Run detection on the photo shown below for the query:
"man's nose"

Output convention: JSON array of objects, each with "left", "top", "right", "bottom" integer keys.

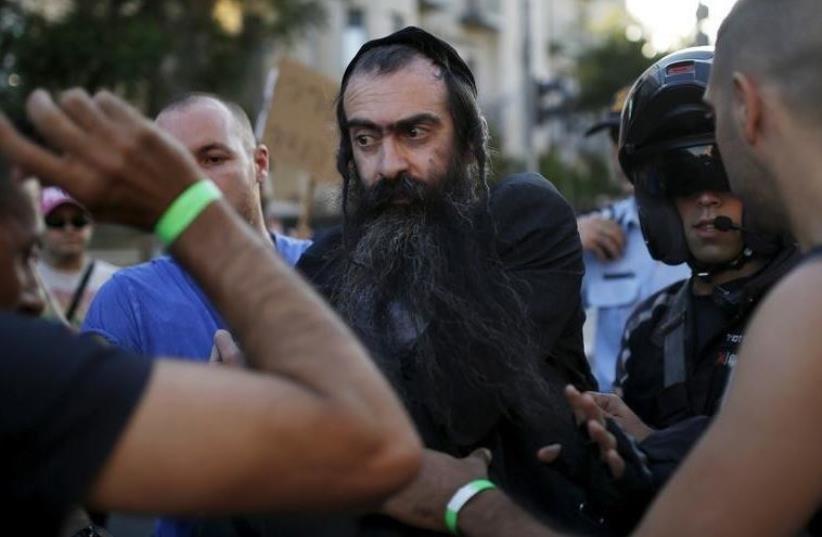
[
  {"left": 697, "top": 190, "right": 721, "bottom": 207},
  {"left": 377, "top": 137, "right": 409, "bottom": 181}
]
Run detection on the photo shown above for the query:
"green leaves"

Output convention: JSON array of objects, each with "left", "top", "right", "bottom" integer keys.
[{"left": 0, "top": 0, "right": 325, "bottom": 124}]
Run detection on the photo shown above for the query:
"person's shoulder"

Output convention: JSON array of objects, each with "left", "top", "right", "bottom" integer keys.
[
  {"left": 0, "top": 312, "right": 137, "bottom": 369},
  {"left": 93, "top": 258, "right": 120, "bottom": 277},
  {"left": 273, "top": 233, "right": 313, "bottom": 266},
  {"left": 758, "top": 258, "right": 822, "bottom": 315},
  {"left": 490, "top": 172, "right": 568, "bottom": 209},
  {"left": 0, "top": 311, "right": 65, "bottom": 340},
  {"left": 295, "top": 225, "right": 344, "bottom": 286},
  {"left": 87, "top": 256, "right": 182, "bottom": 313},
  {"left": 624, "top": 279, "right": 687, "bottom": 335},
  {"left": 107, "top": 256, "right": 180, "bottom": 285},
  {"left": 637, "top": 278, "right": 685, "bottom": 314},
  {"left": 298, "top": 226, "right": 343, "bottom": 261},
  {"left": 490, "top": 173, "right": 575, "bottom": 235},
  {"left": 274, "top": 232, "right": 312, "bottom": 250}
]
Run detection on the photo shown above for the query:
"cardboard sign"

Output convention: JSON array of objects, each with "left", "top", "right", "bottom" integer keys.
[{"left": 260, "top": 58, "right": 340, "bottom": 184}]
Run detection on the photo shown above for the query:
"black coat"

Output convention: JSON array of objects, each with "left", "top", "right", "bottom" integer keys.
[{"left": 195, "top": 174, "right": 604, "bottom": 536}]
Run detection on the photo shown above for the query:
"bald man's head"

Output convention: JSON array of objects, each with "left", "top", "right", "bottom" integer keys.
[
  {"left": 154, "top": 93, "right": 270, "bottom": 233},
  {"left": 157, "top": 93, "right": 257, "bottom": 152},
  {"left": 714, "top": 0, "right": 822, "bottom": 127}
]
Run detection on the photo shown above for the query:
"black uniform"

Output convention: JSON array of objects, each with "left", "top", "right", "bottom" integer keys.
[{"left": 616, "top": 245, "right": 799, "bottom": 429}]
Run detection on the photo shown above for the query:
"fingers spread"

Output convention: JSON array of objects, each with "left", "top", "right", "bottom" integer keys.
[
  {"left": 565, "top": 385, "right": 605, "bottom": 425},
  {"left": 564, "top": 385, "right": 586, "bottom": 423},
  {"left": 0, "top": 112, "right": 87, "bottom": 193},
  {"left": 590, "top": 392, "right": 621, "bottom": 417},
  {"left": 588, "top": 420, "right": 617, "bottom": 457},
  {"left": 59, "top": 89, "right": 118, "bottom": 140},
  {"left": 94, "top": 90, "right": 145, "bottom": 127},
  {"left": 26, "top": 89, "right": 93, "bottom": 157},
  {"left": 604, "top": 450, "right": 626, "bottom": 479}
]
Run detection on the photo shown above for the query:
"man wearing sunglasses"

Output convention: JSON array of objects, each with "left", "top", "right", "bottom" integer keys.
[{"left": 37, "top": 187, "right": 118, "bottom": 327}]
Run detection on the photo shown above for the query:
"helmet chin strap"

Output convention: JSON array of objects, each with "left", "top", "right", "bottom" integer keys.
[{"left": 692, "top": 246, "right": 755, "bottom": 283}]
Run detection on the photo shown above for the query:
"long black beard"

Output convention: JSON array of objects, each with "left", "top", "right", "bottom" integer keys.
[{"left": 331, "top": 162, "right": 560, "bottom": 444}]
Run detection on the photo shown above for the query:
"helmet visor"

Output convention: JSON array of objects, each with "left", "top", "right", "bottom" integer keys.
[{"left": 631, "top": 143, "right": 730, "bottom": 199}]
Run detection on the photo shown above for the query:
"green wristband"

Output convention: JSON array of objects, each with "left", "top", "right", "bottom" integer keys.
[
  {"left": 155, "top": 180, "right": 222, "bottom": 246},
  {"left": 444, "top": 478, "right": 497, "bottom": 535}
]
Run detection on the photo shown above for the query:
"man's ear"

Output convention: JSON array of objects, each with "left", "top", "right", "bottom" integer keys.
[
  {"left": 253, "top": 144, "right": 270, "bottom": 185},
  {"left": 732, "top": 72, "right": 763, "bottom": 146}
]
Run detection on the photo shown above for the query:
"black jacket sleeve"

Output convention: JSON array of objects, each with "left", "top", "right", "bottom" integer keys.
[{"left": 490, "top": 173, "right": 596, "bottom": 390}]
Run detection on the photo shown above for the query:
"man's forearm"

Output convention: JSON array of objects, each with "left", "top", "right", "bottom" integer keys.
[
  {"left": 170, "top": 200, "right": 415, "bottom": 436},
  {"left": 459, "top": 490, "right": 564, "bottom": 537}
]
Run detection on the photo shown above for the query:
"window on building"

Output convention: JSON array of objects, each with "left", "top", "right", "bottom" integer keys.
[{"left": 343, "top": 7, "right": 367, "bottom": 67}]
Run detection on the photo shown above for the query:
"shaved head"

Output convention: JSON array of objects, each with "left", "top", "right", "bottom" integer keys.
[
  {"left": 715, "top": 0, "right": 822, "bottom": 126},
  {"left": 157, "top": 93, "right": 257, "bottom": 152}
]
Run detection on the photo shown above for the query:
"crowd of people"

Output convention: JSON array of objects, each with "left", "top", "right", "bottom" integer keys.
[{"left": 1, "top": 0, "right": 822, "bottom": 536}]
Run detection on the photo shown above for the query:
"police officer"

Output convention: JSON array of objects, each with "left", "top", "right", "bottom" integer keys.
[
  {"left": 614, "top": 47, "right": 799, "bottom": 430},
  {"left": 579, "top": 87, "right": 689, "bottom": 392},
  {"left": 538, "top": 47, "right": 803, "bottom": 534}
]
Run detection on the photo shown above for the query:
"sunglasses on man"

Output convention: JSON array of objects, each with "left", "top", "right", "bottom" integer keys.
[{"left": 44, "top": 214, "right": 91, "bottom": 230}]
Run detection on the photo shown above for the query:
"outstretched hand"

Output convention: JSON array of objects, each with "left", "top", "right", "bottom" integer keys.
[
  {"left": 538, "top": 386, "right": 627, "bottom": 479},
  {"left": 0, "top": 88, "right": 202, "bottom": 229},
  {"left": 588, "top": 391, "right": 654, "bottom": 441}
]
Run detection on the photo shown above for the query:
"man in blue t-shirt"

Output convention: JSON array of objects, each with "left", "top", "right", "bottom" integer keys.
[{"left": 83, "top": 93, "right": 311, "bottom": 537}]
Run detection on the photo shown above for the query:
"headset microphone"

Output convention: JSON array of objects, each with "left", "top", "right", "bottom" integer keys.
[
  {"left": 712, "top": 216, "right": 782, "bottom": 256},
  {"left": 712, "top": 216, "right": 743, "bottom": 232}
]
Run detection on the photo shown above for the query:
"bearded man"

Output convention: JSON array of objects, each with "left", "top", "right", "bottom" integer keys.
[{"left": 292, "top": 27, "right": 602, "bottom": 535}]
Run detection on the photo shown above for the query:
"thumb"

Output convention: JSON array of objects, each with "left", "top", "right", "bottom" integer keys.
[
  {"left": 467, "top": 447, "right": 493, "bottom": 470},
  {"left": 208, "top": 340, "right": 220, "bottom": 364},
  {"left": 536, "top": 444, "right": 562, "bottom": 464},
  {"left": 214, "top": 329, "right": 244, "bottom": 367}
]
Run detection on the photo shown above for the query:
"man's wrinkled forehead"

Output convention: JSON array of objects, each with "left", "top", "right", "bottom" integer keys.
[{"left": 343, "top": 56, "right": 447, "bottom": 120}]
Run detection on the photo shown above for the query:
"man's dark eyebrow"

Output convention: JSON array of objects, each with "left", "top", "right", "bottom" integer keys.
[
  {"left": 395, "top": 113, "right": 442, "bottom": 132},
  {"left": 344, "top": 118, "right": 381, "bottom": 131},
  {"left": 344, "top": 113, "right": 442, "bottom": 133}
]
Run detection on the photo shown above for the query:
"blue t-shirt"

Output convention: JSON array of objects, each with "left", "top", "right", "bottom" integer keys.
[{"left": 81, "top": 232, "right": 310, "bottom": 537}]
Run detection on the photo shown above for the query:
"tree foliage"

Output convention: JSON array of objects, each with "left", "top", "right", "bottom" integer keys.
[
  {"left": 574, "top": 30, "right": 665, "bottom": 111},
  {"left": 0, "top": 0, "right": 325, "bottom": 124}
]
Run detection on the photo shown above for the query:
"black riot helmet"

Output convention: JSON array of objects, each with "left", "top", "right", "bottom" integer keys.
[{"left": 618, "top": 47, "right": 732, "bottom": 266}]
